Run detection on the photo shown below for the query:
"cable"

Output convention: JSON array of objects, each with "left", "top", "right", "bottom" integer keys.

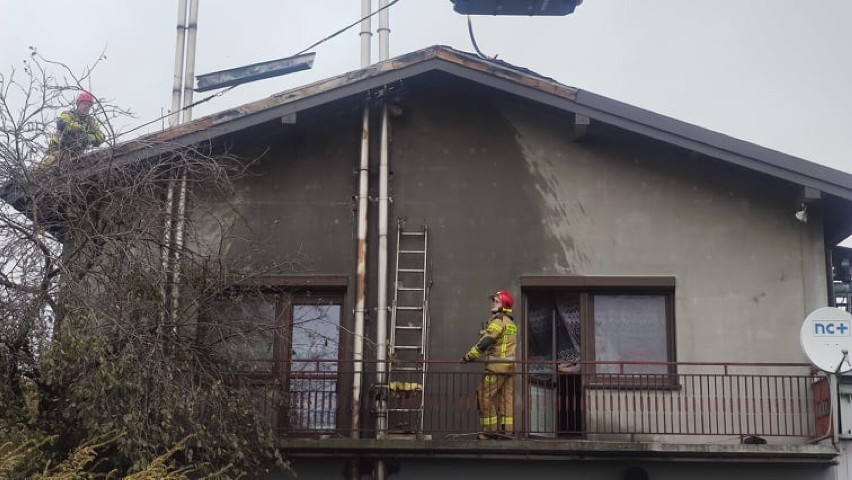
[
  {"left": 118, "top": 0, "right": 405, "bottom": 140},
  {"left": 467, "top": 15, "right": 495, "bottom": 60},
  {"left": 115, "top": 85, "right": 235, "bottom": 140},
  {"left": 294, "top": 0, "right": 403, "bottom": 57}
]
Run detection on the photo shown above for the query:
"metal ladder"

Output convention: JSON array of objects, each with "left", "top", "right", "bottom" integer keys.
[{"left": 387, "top": 220, "right": 430, "bottom": 435}]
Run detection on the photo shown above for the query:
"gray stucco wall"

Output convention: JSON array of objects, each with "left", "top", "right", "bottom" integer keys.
[
  {"left": 200, "top": 74, "right": 827, "bottom": 366},
  {"left": 387, "top": 76, "right": 826, "bottom": 365}
]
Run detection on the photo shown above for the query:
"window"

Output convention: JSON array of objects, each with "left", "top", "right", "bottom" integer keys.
[
  {"left": 522, "top": 276, "right": 676, "bottom": 376},
  {"left": 591, "top": 294, "right": 670, "bottom": 375},
  {"left": 203, "top": 283, "right": 345, "bottom": 434},
  {"left": 523, "top": 277, "right": 675, "bottom": 436},
  {"left": 289, "top": 302, "right": 341, "bottom": 431}
]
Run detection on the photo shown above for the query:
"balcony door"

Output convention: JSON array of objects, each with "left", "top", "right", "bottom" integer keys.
[
  {"left": 527, "top": 291, "right": 583, "bottom": 436},
  {"left": 523, "top": 276, "right": 676, "bottom": 437}
]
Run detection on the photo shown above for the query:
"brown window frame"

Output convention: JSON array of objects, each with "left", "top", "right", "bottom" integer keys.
[
  {"left": 521, "top": 275, "right": 677, "bottom": 389},
  {"left": 204, "top": 275, "right": 348, "bottom": 435}
]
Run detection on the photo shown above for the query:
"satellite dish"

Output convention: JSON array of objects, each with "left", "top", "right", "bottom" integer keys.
[{"left": 799, "top": 307, "right": 852, "bottom": 373}]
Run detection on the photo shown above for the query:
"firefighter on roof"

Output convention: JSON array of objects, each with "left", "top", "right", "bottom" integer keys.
[
  {"left": 41, "top": 91, "right": 105, "bottom": 168},
  {"left": 462, "top": 290, "right": 518, "bottom": 439}
]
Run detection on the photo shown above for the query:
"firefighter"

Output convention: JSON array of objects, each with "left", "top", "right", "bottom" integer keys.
[
  {"left": 462, "top": 290, "right": 518, "bottom": 439},
  {"left": 41, "top": 91, "right": 105, "bottom": 168}
]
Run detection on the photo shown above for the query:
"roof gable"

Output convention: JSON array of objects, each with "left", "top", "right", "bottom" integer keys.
[{"left": 114, "top": 45, "right": 852, "bottom": 204}]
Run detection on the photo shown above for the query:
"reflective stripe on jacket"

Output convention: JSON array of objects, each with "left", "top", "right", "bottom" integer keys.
[
  {"left": 49, "top": 110, "right": 105, "bottom": 155},
  {"left": 474, "top": 312, "right": 517, "bottom": 372}
]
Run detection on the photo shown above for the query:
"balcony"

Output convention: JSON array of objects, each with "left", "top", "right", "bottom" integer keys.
[{"left": 250, "top": 360, "right": 836, "bottom": 462}]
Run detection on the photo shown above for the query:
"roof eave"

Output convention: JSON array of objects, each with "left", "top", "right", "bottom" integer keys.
[{"left": 105, "top": 45, "right": 852, "bottom": 203}]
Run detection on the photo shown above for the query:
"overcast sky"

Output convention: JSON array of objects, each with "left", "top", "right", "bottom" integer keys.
[{"left": 2, "top": 1, "right": 851, "bottom": 174}]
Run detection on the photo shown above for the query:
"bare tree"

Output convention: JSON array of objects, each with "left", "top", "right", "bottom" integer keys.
[{"left": 0, "top": 52, "right": 293, "bottom": 478}]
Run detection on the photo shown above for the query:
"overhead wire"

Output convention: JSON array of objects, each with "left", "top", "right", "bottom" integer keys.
[
  {"left": 115, "top": 0, "right": 404, "bottom": 141},
  {"left": 467, "top": 15, "right": 496, "bottom": 60},
  {"left": 294, "top": 0, "right": 402, "bottom": 57},
  {"left": 115, "top": 85, "right": 235, "bottom": 140}
]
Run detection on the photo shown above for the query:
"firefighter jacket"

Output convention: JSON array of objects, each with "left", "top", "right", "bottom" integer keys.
[
  {"left": 49, "top": 110, "right": 105, "bottom": 156},
  {"left": 467, "top": 311, "right": 518, "bottom": 373}
]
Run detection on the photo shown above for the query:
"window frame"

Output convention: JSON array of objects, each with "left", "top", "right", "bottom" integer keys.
[
  {"left": 283, "top": 289, "right": 345, "bottom": 433},
  {"left": 521, "top": 275, "right": 677, "bottom": 388},
  {"left": 205, "top": 275, "right": 348, "bottom": 435}
]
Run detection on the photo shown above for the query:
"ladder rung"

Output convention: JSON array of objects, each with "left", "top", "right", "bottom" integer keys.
[
  {"left": 398, "top": 268, "right": 425, "bottom": 273},
  {"left": 391, "top": 367, "right": 423, "bottom": 372},
  {"left": 393, "top": 345, "right": 421, "bottom": 350},
  {"left": 388, "top": 408, "right": 423, "bottom": 412},
  {"left": 396, "top": 306, "right": 423, "bottom": 311},
  {"left": 398, "top": 287, "right": 424, "bottom": 292},
  {"left": 400, "top": 231, "right": 426, "bottom": 237},
  {"left": 395, "top": 325, "right": 422, "bottom": 330},
  {"left": 399, "top": 249, "right": 426, "bottom": 254}
]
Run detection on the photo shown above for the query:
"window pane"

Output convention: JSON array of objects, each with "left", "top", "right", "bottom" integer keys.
[
  {"left": 291, "top": 304, "right": 340, "bottom": 365},
  {"left": 593, "top": 295, "right": 667, "bottom": 375},
  {"left": 527, "top": 293, "right": 580, "bottom": 374},
  {"left": 289, "top": 303, "right": 340, "bottom": 431},
  {"left": 528, "top": 293, "right": 555, "bottom": 373},
  {"left": 205, "top": 295, "right": 277, "bottom": 371},
  {"left": 238, "top": 298, "right": 277, "bottom": 361}
]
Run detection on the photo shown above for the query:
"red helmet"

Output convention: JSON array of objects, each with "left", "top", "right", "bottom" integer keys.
[
  {"left": 76, "top": 92, "right": 95, "bottom": 104},
  {"left": 491, "top": 290, "right": 514, "bottom": 310}
]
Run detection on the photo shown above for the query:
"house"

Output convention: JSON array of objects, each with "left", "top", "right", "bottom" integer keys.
[{"left": 23, "top": 45, "right": 852, "bottom": 479}]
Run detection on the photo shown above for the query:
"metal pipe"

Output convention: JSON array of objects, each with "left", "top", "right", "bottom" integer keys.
[
  {"left": 169, "top": 0, "right": 196, "bottom": 325},
  {"left": 360, "top": 0, "right": 372, "bottom": 68},
  {"left": 169, "top": 171, "right": 188, "bottom": 323},
  {"left": 376, "top": 11, "right": 391, "bottom": 480},
  {"left": 375, "top": 102, "right": 390, "bottom": 442},
  {"left": 378, "top": 0, "right": 390, "bottom": 61},
  {"left": 163, "top": 0, "right": 187, "bottom": 321},
  {"left": 159, "top": 176, "right": 176, "bottom": 323},
  {"left": 170, "top": 0, "right": 188, "bottom": 127},
  {"left": 352, "top": 104, "right": 371, "bottom": 443},
  {"left": 182, "top": 0, "right": 200, "bottom": 121},
  {"left": 350, "top": 0, "right": 373, "bottom": 466}
]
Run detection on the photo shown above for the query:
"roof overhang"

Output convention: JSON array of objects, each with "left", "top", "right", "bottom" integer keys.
[{"left": 108, "top": 46, "right": 852, "bottom": 204}]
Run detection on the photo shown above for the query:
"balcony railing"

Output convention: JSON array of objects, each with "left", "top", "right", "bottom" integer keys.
[{"left": 245, "top": 360, "right": 828, "bottom": 442}]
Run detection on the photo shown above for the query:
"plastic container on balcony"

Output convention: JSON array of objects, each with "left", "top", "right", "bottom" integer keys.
[{"left": 450, "top": 0, "right": 583, "bottom": 16}]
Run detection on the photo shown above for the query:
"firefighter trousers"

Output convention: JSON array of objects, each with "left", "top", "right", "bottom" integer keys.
[{"left": 476, "top": 370, "right": 514, "bottom": 434}]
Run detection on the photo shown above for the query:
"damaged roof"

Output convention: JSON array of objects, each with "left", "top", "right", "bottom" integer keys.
[{"left": 109, "top": 45, "right": 852, "bottom": 205}]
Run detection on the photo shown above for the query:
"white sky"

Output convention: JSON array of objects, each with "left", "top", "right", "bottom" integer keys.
[{"left": 2, "top": 0, "right": 851, "bottom": 175}]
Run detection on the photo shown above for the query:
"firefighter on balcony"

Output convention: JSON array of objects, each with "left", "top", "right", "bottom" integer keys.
[
  {"left": 462, "top": 290, "right": 518, "bottom": 439},
  {"left": 41, "top": 92, "right": 105, "bottom": 168}
]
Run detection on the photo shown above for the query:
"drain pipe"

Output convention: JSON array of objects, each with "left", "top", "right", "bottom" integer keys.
[
  {"left": 375, "top": 103, "right": 390, "bottom": 441},
  {"left": 349, "top": 2, "right": 372, "bottom": 480},
  {"left": 169, "top": 0, "right": 198, "bottom": 324},
  {"left": 375, "top": 2, "right": 391, "bottom": 479},
  {"left": 350, "top": 99, "right": 370, "bottom": 475},
  {"left": 169, "top": 172, "right": 188, "bottom": 322},
  {"left": 162, "top": 0, "right": 187, "bottom": 324}
]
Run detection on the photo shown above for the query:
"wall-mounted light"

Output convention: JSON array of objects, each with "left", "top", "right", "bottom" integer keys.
[{"left": 795, "top": 203, "right": 808, "bottom": 224}]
